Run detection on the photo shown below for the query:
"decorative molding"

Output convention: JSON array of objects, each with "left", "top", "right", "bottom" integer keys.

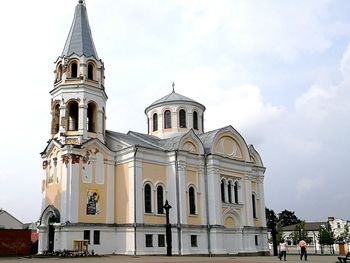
[
  {"left": 216, "top": 136, "right": 238, "bottom": 158},
  {"left": 42, "top": 160, "right": 48, "bottom": 170}
]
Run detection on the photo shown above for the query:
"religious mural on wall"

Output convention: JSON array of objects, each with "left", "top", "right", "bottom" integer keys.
[{"left": 86, "top": 189, "right": 100, "bottom": 215}]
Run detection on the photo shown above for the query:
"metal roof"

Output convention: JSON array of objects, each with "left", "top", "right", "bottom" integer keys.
[
  {"left": 61, "top": 0, "right": 99, "bottom": 59},
  {"left": 145, "top": 91, "right": 206, "bottom": 113}
]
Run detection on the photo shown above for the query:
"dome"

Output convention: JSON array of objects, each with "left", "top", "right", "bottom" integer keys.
[
  {"left": 145, "top": 89, "right": 206, "bottom": 139},
  {"left": 145, "top": 91, "right": 205, "bottom": 114}
]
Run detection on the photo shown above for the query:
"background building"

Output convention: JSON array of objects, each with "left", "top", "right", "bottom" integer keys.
[{"left": 38, "top": 0, "right": 268, "bottom": 255}]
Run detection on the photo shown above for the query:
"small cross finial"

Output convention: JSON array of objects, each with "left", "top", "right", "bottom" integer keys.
[{"left": 172, "top": 82, "right": 175, "bottom": 92}]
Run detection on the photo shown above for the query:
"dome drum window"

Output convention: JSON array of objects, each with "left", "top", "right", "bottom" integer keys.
[
  {"left": 179, "top": 109, "right": 186, "bottom": 128},
  {"left": 193, "top": 111, "right": 198, "bottom": 130},
  {"left": 164, "top": 110, "right": 171, "bottom": 129},
  {"left": 153, "top": 113, "right": 158, "bottom": 131}
]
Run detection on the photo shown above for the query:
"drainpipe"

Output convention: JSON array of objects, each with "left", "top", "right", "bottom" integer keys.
[
  {"left": 175, "top": 150, "right": 182, "bottom": 255},
  {"left": 133, "top": 146, "right": 139, "bottom": 256},
  {"left": 204, "top": 154, "right": 212, "bottom": 256}
]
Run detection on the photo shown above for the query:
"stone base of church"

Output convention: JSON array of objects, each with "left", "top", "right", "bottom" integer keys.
[{"left": 37, "top": 223, "right": 268, "bottom": 256}]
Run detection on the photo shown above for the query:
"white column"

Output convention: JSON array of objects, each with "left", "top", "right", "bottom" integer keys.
[
  {"left": 79, "top": 103, "right": 87, "bottom": 138},
  {"left": 38, "top": 225, "right": 48, "bottom": 254},
  {"left": 69, "top": 154, "right": 80, "bottom": 223},
  {"left": 206, "top": 165, "right": 221, "bottom": 224},
  {"left": 97, "top": 108, "right": 105, "bottom": 142},
  {"left": 60, "top": 157, "right": 69, "bottom": 223},
  {"left": 106, "top": 160, "right": 115, "bottom": 223},
  {"left": 244, "top": 175, "right": 254, "bottom": 226},
  {"left": 257, "top": 177, "right": 266, "bottom": 227},
  {"left": 59, "top": 104, "right": 66, "bottom": 133}
]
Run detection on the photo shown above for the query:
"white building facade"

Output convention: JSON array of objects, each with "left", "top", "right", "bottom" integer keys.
[{"left": 38, "top": 0, "right": 268, "bottom": 256}]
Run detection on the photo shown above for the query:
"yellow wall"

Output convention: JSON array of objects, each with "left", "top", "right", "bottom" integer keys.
[
  {"left": 78, "top": 157, "right": 107, "bottom": 223},
  {"left": 115, "top": 162, "right": 130, "bottom": 224},
  {"left": 142, "top": 162, "right": 167, "bottom": 183},
  {"left": 142, "top": 162, "right": 167, "bottom": 224},
  {"left": 45, "top": 149, "right": 61, "bottom": 209}
]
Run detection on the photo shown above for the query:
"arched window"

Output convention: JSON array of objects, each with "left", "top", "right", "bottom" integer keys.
[
  {"left": 144, "top": 184, "right": 152, "bottom": 213},
  {"left": 71, "top": 62, "right": 78, "bottom": 78},
  {"left": 164, "top": 110, "right": 171, "bottom": 129},
  {"left": 193, "top": 111, "right": 198, "bottom": 130},
  {"left": 67, "top": 101, "right": 79, "bottom": 131},
  {"left": 87, "top": 102, "right": 96, "bottom": 132},
  {"left": 57, "top": 65, "right": 63, "bottom": 82},
  {"left": 189, "top": 186, "right": 196, "bottom": 215},
  {"left": 221, "top": 179, "right": 225, "bottom": 202},
  {"left": 51, "top": 104, "right": 60, "bottom": 135},
  {"left": 153, "top": 113, "right": 158, "bottom": 131},
  {"left": 157, "top": 185, "right": 164, "bottom": 214},
  {"left": 179, "top": 109, "right": 186, "bottom": 128},
  {"left": 228, "top": 181, "right": 232, "bottom": 203},
  {"left": 87, "top": 63, "right": 94, "bottom": 80},
  {"left": 234, "top": 182, "right": 239, "bottom": 204},
  {"left": 252, "top": 194, "right": 257, "bottom": 218}
]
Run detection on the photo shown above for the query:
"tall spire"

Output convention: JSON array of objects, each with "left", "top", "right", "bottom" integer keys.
[{"left": 62, "top": 0, "right": 98, "bottom": 59}]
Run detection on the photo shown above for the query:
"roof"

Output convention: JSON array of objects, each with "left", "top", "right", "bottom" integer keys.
[
  {"left": 106, "top": 126, "right": 247, "bottom": 155},
  {"left": 0, "top": 209, "right": 23, "bottom": 228},
  {"left": 282, "top": 222, "right": 326, "bottom": 231},
  {"left": 61, "top": 0, "right": 99, "bottom": 59},
  {"left": 145, "top": 91, "right": 206, "bottom": 113}
]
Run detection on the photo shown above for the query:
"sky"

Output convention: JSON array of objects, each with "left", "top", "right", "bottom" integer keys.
[{"left": 0, "top": 0, "right": 350, "bottom": 223}]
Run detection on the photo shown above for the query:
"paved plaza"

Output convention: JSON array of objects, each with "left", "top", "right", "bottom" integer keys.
[{"left": 0, "top": 255, "right": 339, "bottom": 263}]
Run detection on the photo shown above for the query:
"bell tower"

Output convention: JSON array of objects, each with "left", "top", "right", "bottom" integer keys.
[{"left": 50, "top": 0, "right": 107, "bottom": 144}]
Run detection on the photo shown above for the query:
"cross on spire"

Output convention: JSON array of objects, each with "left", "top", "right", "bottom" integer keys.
[{"left": 172, "top": 82, "right": 175, "bottom": 93}]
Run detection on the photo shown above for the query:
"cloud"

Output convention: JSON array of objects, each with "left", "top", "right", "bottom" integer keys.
[
  {"left": 296, "top": 177, "right": 326, "bottom": 199},
  {"left": 174, "top": 0, "right": 333, "bottom": 60}
]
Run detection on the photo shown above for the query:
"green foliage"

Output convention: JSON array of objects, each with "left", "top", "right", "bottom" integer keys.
[
  {"left": 266, "top": 207, "right": 278, "bottom": 229},
  {"left": 276, "top": 222, "right": 285, "bottom": 244},
  {"left": 336, "top": 223, "right": 349, "bottom": 243},
  {"left": 318, "top": 222, "right": 335, "bottom": 245},
  {"left": 278, "top": 209, "right": 301, "bottom": 227},
  {"left": 290, "top": 221, "right": 311, "bottom": 243}
]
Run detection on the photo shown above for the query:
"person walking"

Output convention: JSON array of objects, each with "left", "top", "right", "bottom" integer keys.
[
  {"left": 278, "top": 239, "right": 287, "bottom": 261},
  {"left": 299, "top": 239, "right": 307, "bottom": 261}
]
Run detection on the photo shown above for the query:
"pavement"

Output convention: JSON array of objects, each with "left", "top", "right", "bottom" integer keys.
[{"left": 0, "top": 255, "right": 340, "bottom": 263}]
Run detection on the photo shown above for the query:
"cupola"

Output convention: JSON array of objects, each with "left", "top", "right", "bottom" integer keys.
[{"left": 145, "top": 83, "right": 206, "bottom": 139}]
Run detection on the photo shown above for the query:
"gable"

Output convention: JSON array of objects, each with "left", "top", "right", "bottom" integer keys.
[
  {"left": 179, "top": 130, "right": 204, "bottom": 154},
  {"left": 212, "top": 127, "right": 250, "bottom": 161}
]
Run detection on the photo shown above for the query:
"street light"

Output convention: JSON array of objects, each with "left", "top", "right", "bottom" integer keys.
[{"left": 163, "top": 200, "right": 172, "bottom": 256}]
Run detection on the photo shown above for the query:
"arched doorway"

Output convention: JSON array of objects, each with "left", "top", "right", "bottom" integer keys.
[{"left": 39, "top": 205, "right": 60, "bottom": 253}]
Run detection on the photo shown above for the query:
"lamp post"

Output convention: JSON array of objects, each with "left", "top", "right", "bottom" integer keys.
[{"left": 163, "top": 200, "right": 172, "bottom": 256}]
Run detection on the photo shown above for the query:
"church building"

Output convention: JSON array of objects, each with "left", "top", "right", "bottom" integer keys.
[{"left": 38, "top": 0, "right": 268, "bottom": 255}]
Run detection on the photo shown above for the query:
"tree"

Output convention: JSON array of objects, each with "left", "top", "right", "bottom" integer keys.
[
  {"left": 266, "top": 207, "right": 278, "bottom": 256},
  {"left": 276, "top": 222, "right": 285, "bottom": 244},
  {"left": 278, "top": 209, "right": 301, "bottom": 227},
  {"left": 336, "top": 223, "right": 349, "bottom": 244},
  {"left": 290, "top": 221, "right": 310, "bottom": 244},
  {"left": 318, "top": 222, "right": 335, "bottom": 254}
]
